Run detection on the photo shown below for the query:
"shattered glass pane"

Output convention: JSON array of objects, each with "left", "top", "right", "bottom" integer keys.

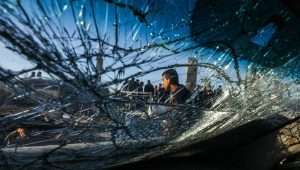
[{"left": 0, "top": 0, "right": 299, "bottom": 169}]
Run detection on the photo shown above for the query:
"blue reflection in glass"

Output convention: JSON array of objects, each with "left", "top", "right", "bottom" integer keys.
[{"left": 251, "top": 23, "right": 277, "bottom": 47}]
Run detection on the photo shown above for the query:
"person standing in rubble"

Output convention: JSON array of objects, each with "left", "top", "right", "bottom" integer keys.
[{"left": 152, "top": 69, "right": 191, "bottom": 136}]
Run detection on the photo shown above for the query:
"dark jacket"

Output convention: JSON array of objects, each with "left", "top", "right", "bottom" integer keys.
[{"left": 162, "top": 85, "right": 191, "bottom": 104}]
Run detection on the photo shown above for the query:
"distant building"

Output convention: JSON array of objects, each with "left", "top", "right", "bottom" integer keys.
[{"left": 186, "top": 57, "right": 198, "bottom": 91}]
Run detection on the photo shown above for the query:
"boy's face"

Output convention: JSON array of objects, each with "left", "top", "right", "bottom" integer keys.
[{"left": 162, "top": 75, "right": 170, "bottom": 91}]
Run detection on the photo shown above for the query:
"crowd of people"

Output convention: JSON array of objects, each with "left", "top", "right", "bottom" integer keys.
[
  {"left": 121, "top": 69, "right": 224, "bottom": 108},
  {"left": 121, "top": 78, "right": 165, "bottom": 100},
  {"left": 193, "top": 84, "right": 223, "bottom": 108}
]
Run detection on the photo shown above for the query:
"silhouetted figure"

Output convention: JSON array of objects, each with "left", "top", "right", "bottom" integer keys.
[
  {"left": 144, "top": 80, "right": 154, "bottom": 95},
  {"left": 134, "top": 79, "right": 140, "bottom": 91},
  {"left": 127, "top": 78, "right": 135, "bottom": 91},
  {"left": 37, "top": 71, "right": 42, "bottom": 78},
  {"left": 30, "top": 72, "right": 36, "bottom": 78},
  {"left": 154, "top": 85, "right": 158, "bottom": 96},
  {"left": 138, "top": 81, "right": 144, "bottom": 92},
  {"left": 158, "top": 83, "right": 165, "bottom": 101}
]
